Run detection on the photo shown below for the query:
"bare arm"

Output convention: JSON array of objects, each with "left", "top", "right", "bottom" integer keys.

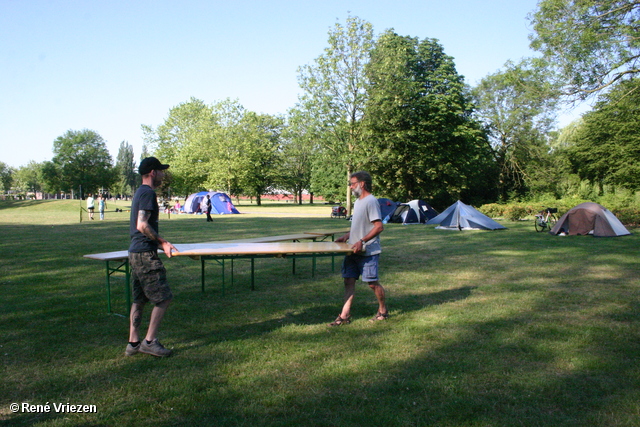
[
  {"left": 352, "top": 220, "right": 384, "bottom": 253},
  {"left": 335, "top": 232, "right": 350, "bottom": 243},
  {"left": 136, "top": 210, "right": 177, "bottom": 258}
]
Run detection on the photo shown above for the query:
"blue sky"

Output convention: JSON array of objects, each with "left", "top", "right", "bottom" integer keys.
[{"left": 0, "top": 0, "right": 582, "bottom": 169}]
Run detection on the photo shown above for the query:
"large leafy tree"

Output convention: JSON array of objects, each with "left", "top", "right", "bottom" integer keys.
[
  {"left": 529, "top": 0, "right": 640, "bottom": 99},
  {"left": 202, "top": 99, "right": 248, "bottom": 197},
  {"left": 568, "top": 78, "right": 640, "bottom": 190},
  {"left": 363, "top": 31, "right": 495, "bottom": 206},
  {"left": 279, "top": 108, "right": 315, "bottom": 204},
  {"left": 143, "top": 97, "right": 216, "bottom": 196},
  {"left": 232, "top": 112, "right": 284, "bottom": 205},
  {"left": 47, "top": 129, "right": 115, "bottom": 198},
  {"left": 144, "top": 98, "right": 284, "bottom": 202},
  {"left": 297, "top": 15, "right": 374, "bottom": 213},
  {"left": 472, "top": 60, "right": 559, "bottom": 199}
]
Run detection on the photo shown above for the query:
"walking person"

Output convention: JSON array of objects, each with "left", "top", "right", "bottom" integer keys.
[
  {"left": 86, "top": 193, "right": 95, "bottom": 220},
  {"left": 125, "top": 157, "right": 178, "bottom": 357},
  {"left": 331, "top": 171, "right": 388, "bottom": 326},
  {"left": 205, "top": 194, "right": 213, "bottom": 222}
]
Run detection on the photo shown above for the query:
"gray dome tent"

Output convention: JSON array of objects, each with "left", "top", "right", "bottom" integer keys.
[
  {"left": 549, "top": 202, "right": 630, "bottom": 237},
  {"left": 427, "top": 200, "right": 506, "bottom": 230}
]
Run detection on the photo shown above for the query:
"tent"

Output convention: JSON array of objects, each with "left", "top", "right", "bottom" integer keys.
[
  {"left": 378, "top": 198, "right": 399, "bottom": 222},
  {"left": 388, "top": 200, "right": 439, "bottom": 224},
  {"left": 549, "top": 202, "right": 630, "bottom": 237},
  {"left": 427, "top": 200, "right": 506, "bottom": 230},
  {"left": 183, "top": 191, "right": 240, "bottom": 214}
]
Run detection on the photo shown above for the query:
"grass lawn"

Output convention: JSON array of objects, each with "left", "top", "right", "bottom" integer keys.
[{"left": 1, "top": 199, "right": 639, "bottom": 426}]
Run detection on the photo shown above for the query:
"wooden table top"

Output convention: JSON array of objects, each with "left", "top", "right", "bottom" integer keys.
[{"left": 172, "top": 241, "right": 353, "bottom": 257}]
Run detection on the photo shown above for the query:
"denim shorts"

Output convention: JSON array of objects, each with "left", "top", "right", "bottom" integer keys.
[
  {"left": 129, "top": 251, "right": 173, "bottom": 304},
  {"left": 341, "top": 254, "right": 379, "bottom": 282}
]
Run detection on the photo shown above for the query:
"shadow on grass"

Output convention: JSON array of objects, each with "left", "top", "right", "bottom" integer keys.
[{"left": 3, "top": 220, "right": 640, "bottom": 426}]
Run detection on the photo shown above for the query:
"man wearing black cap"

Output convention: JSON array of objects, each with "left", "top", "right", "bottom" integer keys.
[{"left": 125, "top": 157, "right": 177, "bottom": 357}]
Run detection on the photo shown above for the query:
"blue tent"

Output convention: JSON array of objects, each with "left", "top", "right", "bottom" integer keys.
[
  {"left": 387, "top": 200, "right": 439, "bottom": 224},
  {"left": 184, "top": 191, "right": 240, "bottom": 214},
  {"left": 377, "top": 198, "right": 398, "bottom": 222},
  {"left": 427, "top": 200, "right": 506, "bottom": 230}
]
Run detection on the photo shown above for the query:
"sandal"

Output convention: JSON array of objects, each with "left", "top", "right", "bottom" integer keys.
[
  {"left": 329, "top": 315, "right": 351, "bottom": 326},
  {"left": 369, "top": 311, "right": 389, "bottom": 322}
]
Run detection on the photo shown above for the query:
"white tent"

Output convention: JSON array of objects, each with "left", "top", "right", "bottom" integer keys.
[{"left": 427, "top": 200, "right": 506, "bottom": 230}]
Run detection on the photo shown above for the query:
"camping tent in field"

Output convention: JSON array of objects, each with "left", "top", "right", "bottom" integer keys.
[
  {"left": 378, "top": 198, "right": 398, "bottom": 222},
  {"left": 427, "top": 200, "right": 506, "bottom": 230},
  {"left": 183, "top": 191, "right": 240, "bottom": 214},
  {"left": 388, "top": 200, "right": 439, "bottom": 224},
  {"left": 549, "top": 202, "right": 630, "bottom": 237}
]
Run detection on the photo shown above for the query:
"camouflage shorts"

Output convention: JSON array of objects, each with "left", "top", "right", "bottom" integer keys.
[{"left": 129, "top": 251, "right": 173, "bottom": 304}]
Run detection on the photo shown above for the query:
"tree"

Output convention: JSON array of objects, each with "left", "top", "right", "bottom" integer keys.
[
  {"left": 13, "top": 161, "right": 45, "bottom": 197},
  {"left": 47, "top": 129, "right": 115, "bottom": 198},
  {"left": 0, "top": 161, "right": 13, "bottom": 195},
  {"left": 363, "top": 31, "right": 495, "bottom": 206},
  {"left": 310, "top": 157, "right": 345, "bottom": 203},
  {"left": 545, "top": 120, "right": 578, "bottom": 196},
  {"left": 568, "top": 78, "right": 640, "bottom": 190},
  {"left": 232, "top": 112, "right": 284, "bottom": 205},
  {"left": 297, "top": 15, "right": 374, "bottom": 214},
  {"left": 143, "top": 97, "right": 217, "bottom": 196},
  {"left": 280, "top": 108, "right": 316, "bottom": 204},
  {"left": 529, "top": 0, "right": 640, "bottom": 99},
  {"left": 202, "top": 99, "right": 247, "bottom": 197},
  {"left": 115, "top": 141, "right": 136, "bottom": 196},
  {"left": 472, "top": 60, "right": 559, "bottom": 199},
  {"left": 144, "top": 98, "right": 283, "bottom": 202}
]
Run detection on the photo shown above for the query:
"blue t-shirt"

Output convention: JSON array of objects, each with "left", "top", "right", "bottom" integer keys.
[{"left": 129, "top": 185, "right": 160, "bottom": 253}]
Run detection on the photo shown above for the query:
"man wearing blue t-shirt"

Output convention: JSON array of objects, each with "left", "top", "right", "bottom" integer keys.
[
  {"left": 331, "top": 171, "right": 388, "bottom": 326},
  {"left": 125, "top": 157, "right": 177, "bottom": 357}
]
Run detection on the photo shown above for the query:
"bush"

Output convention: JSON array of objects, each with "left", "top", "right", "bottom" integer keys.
[
  {"left": 611, "top": 208, "right": 640, "bottom": 226},
  {"left": 480, "top": 195, "right": 640, "bottom": 225},
  {"left": 502, "top": 205, "right": 528, "bottom": 221},
  {"left": 478, "top": 203, "right": 504, "bottom": 218}
]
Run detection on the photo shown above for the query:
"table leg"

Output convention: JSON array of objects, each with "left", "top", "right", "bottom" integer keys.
[
  {"left": 105, "top": 261, "right": 112, "bottom": 314},
  {"left": 312, "top": 255, "right": 316, "bottom": 277},
  {"left": 331, "top": 234, "right": 335, "bottom": 271},
  {"left": 103, "top": 258, "right": 129, "bottom": 316}
]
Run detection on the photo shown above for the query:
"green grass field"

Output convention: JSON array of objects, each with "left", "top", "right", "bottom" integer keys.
[{"left": 1, "top": 199, "right": 639, "bottom": 426}]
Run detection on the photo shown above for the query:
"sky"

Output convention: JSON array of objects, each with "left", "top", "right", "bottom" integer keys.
[{"left": 0, "top": 0, "right": 586, "bottom": 169}]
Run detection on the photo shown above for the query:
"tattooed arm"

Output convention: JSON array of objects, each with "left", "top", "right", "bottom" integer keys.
[{"left": 136, "top": 209, "right": 177, "bottom": 258}]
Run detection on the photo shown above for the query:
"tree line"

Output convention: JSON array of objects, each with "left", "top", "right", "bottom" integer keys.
[{"left": 2, "top": 0, "right": 638, "bottom": 210}]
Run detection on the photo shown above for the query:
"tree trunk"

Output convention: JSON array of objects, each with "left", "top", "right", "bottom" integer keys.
[{"left": 346, "top": 168, "right": 352, "bottom": 216}]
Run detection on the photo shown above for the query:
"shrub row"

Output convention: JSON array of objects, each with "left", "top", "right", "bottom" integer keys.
[{"left": 478, "top": 202, "right": 640, "bottom": 226}]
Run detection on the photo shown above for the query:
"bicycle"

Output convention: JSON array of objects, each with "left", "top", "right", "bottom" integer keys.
[{"left": 534, "top": 207, "right": 558, "bottom": 232}]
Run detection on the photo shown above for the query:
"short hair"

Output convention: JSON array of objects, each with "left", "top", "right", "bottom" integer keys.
[{"left": 350, "top": 171, "right": 373, "bottom": 192}]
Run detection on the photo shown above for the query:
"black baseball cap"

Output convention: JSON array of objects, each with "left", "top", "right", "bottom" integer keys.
[{"left": 138, "top": 157, "right": 170, "bottom": 175}]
